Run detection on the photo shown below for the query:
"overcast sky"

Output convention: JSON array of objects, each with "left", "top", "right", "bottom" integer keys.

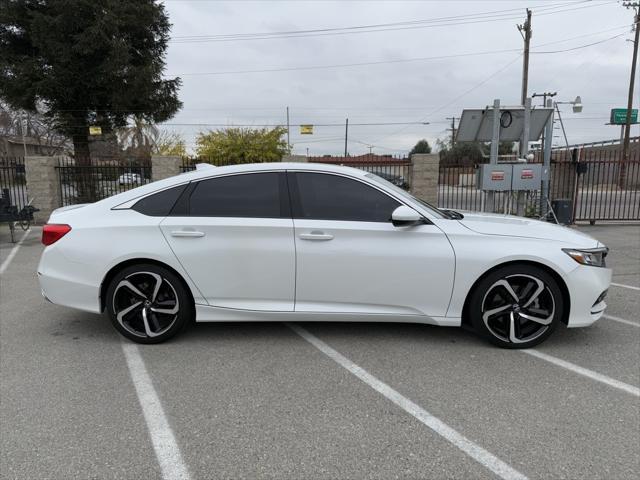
[{"left": 160, "top": 0, "right": 638, "bottom": 156}]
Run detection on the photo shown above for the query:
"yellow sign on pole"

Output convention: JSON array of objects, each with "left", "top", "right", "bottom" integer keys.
[
  {"left": 89, "top": 126, "right": 102, "bottom": 136},
  {"left": 300, "top": 125, "right": 313, "bottom": 135}
]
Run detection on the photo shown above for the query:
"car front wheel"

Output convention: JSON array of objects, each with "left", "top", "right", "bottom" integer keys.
[
  {"left": 469, "top": 264, "right": 564, "bottom": 348},
  {"left": 106, "top": 264, "right": 192, "bottom": 344}
]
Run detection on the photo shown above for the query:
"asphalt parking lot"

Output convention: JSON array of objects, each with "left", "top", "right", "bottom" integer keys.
[{"left": 1, "top": 224, "right": 638, "bottom": 480}]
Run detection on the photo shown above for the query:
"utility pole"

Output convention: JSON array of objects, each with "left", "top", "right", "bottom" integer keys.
[
  {"left": 620, "top": 2, "right": 639, "bottom": 189},
  {"left": 286, "top": 106, "right": 290, "bottom": 148},
  {"left": 518, "top": 9, "right": 532, "bottom": 105},
  {"left": 344, "top": 118, "right": 349, "bottom": 157},
  {"left": 446, "top": 117, "right": 457, "bottom": 146}
]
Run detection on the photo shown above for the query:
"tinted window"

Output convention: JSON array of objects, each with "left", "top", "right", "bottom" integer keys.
[
  {"left": 292, "top": 173, "right": 400, "bottom": 222},
  {"left": 132, "top": 184, "right": 187, "bottom": 217},
  {"left": 189, "top": 173, "right": 286, "bottom": 218}
]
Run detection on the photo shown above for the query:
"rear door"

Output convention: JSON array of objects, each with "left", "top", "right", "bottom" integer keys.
[
  {"left": 289, "top": 171, "right": 455, "bottom": 317},
  {"left": 160, "top": 171, "right": 295, "bottom": 311}
]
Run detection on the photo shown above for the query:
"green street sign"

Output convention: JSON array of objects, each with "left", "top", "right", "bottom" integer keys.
[{"left": 610, "top": 108, "right": 638, "bottom": 125}]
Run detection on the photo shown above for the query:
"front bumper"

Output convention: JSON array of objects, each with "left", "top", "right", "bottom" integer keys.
[{"left": 564, "top": 264, "right": 612, "bottom": 327}]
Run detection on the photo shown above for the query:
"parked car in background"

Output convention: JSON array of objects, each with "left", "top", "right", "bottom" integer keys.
[
  {"left": 370, "top": 170, "right": 409, "bottom": 190},
  {"left": 38, "top": 162, "right": 611, "bottom": 348},
  {"left": 118, "top": 173, "right": 143, "bottom": 186}
]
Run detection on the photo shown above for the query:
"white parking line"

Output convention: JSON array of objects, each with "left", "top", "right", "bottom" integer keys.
[
  {"left": 287, "top": 323, "right": 528, "bottom": 480},
  {"left": 523, "top": 349, "right": 640, "bottom": 397},
  {"left": 611, "top": 282, "right": 640, "bottom": 291},
  {"left": 603, "top": 314, "right": 639, "bottom": 327},
  {"left": 0, "top": 229, "right": 31, "bottom": 275},
  {"left": 121, "top": 342, "right": 191, "bottom": 480}
]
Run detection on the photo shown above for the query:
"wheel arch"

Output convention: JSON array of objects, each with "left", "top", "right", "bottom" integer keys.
[
  {"left": 461, "top": 260, "right": 571, "bottom": 328},
  {"left": 100, "top": 258, "right": 195, "bottom": 313}
]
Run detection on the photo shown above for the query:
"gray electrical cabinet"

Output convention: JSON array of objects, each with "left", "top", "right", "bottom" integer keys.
[
  {"left": 511, "top": 164, "right": 542, "bottom": 190},
  {"left": 478, "top": 165, "right": 513, "bottom": 191},
  {"left": 478, "top": 163, "right": 541, "bottom": 191}
]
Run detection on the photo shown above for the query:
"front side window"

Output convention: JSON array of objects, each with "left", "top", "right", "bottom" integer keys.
[
  {"left": 188, "top": 172, "right": 286, "bottom": 218},
  {"left": 291, "top": 172, "right": 400, "bottom": 222}
]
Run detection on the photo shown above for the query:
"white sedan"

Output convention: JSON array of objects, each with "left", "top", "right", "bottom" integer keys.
[
  {"left": 117, "top": 172, "right": 143, "bottom": 186},
  {"left": 38, "top": 162, "right": 611, "bottom": 348}
]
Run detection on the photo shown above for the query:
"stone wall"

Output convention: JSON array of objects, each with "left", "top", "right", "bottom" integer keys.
[
  {"left": 25, "top": 156, "right": 61, "bottom": 224},
  {"left": 409, "top": 153, "right": 439, "bottom": 205},
  {"left": 151, "top": 155, "right": 182, "bottom": 182}
]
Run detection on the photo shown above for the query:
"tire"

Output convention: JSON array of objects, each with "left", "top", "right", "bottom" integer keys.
[
  {"left": 106, "top": 263, "right": 192, "bottom": 344},
  {"left": 468, "top": 264, "right": 564, "bottom": 349}
]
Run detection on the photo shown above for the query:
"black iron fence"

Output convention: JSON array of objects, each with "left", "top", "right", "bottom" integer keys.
[
  {"left": 57, "top": 157, "right": 151, "bottom": 206},
  {"left": 438, "top": 147, "right": 640, "bottom": 222},
  {"left": 311, "top": 155, "right": 412, "bottom": 191},
  {"left": 0, "top": 157, "right": 29, "bottom": 210}
]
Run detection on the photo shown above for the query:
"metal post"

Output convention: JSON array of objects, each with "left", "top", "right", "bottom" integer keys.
[
  {"left": 516, "top": 97, "right": 531, "bottom": 216},
  {"left": 344, "top": 118, "right": 349, "bottom": 157},
  {"left": 555, "top": 104, "right": 570, "bottom": 148},
  {"left": 286, "top": 106, "right": 290, "bottom": 148},
  {"left": 541, "top": 98, "right": 554, "bottom": 217},
  {"left": 620, "top": 6, "right": 639, "bottom": 189},
  {"left": 487, "top": 99, "right": 501, "bottom": 212}
]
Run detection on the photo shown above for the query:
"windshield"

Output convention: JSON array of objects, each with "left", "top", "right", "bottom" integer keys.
[{"left": 365, "top": 173, "right": 447, "bottom": 219}]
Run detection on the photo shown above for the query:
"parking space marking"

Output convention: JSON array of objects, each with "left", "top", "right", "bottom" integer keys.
[
  {"left": 603, "top": 314, "right": 639, "bottom": 327},
  {"left": 523, "top": 349, "right": 640, "bottom": 397},
  {"left": 287, "top": 323, "right": 528, "bottom": 480},
  {"left": 121, "top": 342, "right": 191, "bottom": 480},
  {"left": 0, "top": 229, "right": 30, "bottom": 275},
  {"left": 611, "top": 282, "right": 640, "bottom": 291}
]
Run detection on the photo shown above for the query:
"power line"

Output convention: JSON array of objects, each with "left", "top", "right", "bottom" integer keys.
[
  {"left": 168, "top": 31, "right": 627, "bottom": 77},
  {"left": 168, "top": 1, "right": 607, "bottom": 43}
]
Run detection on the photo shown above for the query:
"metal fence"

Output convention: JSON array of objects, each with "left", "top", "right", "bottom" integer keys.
[
  {"left": 311, "top": 155, "right": 412, "bottom": 191},
  {"left": 0, "top": 157, "right": 29, "bottom": 210},
  {"left": 57, "top": 157, "right": 151, "bottom": 206},
  {"left": 438, "top": 147, "right": 640, "bottom": 222}
]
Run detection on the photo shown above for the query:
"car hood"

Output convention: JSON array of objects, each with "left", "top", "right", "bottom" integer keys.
[{"left": 456, "top": 211, "right": 601, "bottom": 247}]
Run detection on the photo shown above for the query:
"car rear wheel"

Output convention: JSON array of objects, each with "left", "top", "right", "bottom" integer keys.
[
  {"left": 468, "top": 264, "right": 564, "bottom": 348},
  {"left": 106, "top": 264, "right": 192, "bottom": 344}
]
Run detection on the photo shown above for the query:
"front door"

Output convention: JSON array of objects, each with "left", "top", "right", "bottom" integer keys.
[
  {"left": 160, "top": 171, "right": 295, "bottom": 311},
  {"left": 289, "top": 171, "right": 455, "bottom": 317}
]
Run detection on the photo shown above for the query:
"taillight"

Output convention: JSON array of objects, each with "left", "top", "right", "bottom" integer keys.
[{"left": 42, "top": 224, "right": 72, "bottom": 246}]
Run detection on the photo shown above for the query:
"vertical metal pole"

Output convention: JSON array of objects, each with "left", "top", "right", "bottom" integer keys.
[
  {"left": 21, "top": 112, "right": 28, "bottom": 157},
  {"left": 620, "top": 7, "right": 639, "bottom": 189},
  {"left": 286, "top": 106, "right": 290, "bottom": 148},
  {"left": 487, "top": 99, "right": 500, "bottom": 212},
  {"left": 555, "top": 104, "right": 570, "bottom": 148},
  {"left": 516, "top": 97, "right": 531, "bottom": 216},
  {"left": 344, "top": 118, "right": 349, "bottom": 157},
  {"left": 541, "top": 98, "right": 554, "bottom": 217}
]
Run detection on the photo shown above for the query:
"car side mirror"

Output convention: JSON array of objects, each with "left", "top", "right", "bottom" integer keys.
[{"left": 391, "top": 205, "right": 424, "bottom": 227}]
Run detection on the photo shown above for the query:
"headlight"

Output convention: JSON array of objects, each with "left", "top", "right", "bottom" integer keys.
[{"left": 562, "top": 247, "right": 608, "bottom": 267}]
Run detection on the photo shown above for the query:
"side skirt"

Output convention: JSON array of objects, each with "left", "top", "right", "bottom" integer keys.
[{"left": 195, "top": 304, "right": 461, "bottom": 327}]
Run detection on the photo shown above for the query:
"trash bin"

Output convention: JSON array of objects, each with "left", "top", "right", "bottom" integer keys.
[{"left": 551, "top": 199, "right": 573, "bottom": 225}]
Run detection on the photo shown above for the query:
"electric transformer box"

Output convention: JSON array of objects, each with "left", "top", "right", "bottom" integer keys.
[
  {"left": 478, "top": 163, "right": 542, "bottom": 191},
  {"left": 477, "top": 165, "right": 513, "bottom": 191}
]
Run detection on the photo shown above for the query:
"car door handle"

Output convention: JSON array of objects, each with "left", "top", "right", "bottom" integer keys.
[
  {"left": 299, "top": 231, "right": 333, "bottom": 241},
  {"left": 171, "top": 230, "right": 205, "bottom": 238}
]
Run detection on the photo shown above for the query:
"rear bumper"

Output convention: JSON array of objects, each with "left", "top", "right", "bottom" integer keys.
[
  {"left": 37, "top": 247, "right": 102, "bottom": 314},
  {"left": 38, "top": 271, "right": 101, "bottom": 313},
  {"left": 565, "top": 264, "right": 612, "bottom": 328}
]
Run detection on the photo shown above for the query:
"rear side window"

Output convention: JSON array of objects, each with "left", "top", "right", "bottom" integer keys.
[
  {"left": 291, "top": 172, "right": 400, "bottom": 222},
  {"left": 132, "top": 184, "right": 187, "bottom": 217},
  {"left": 188, "top": 172, "right": 287, "bottom": 218}
]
